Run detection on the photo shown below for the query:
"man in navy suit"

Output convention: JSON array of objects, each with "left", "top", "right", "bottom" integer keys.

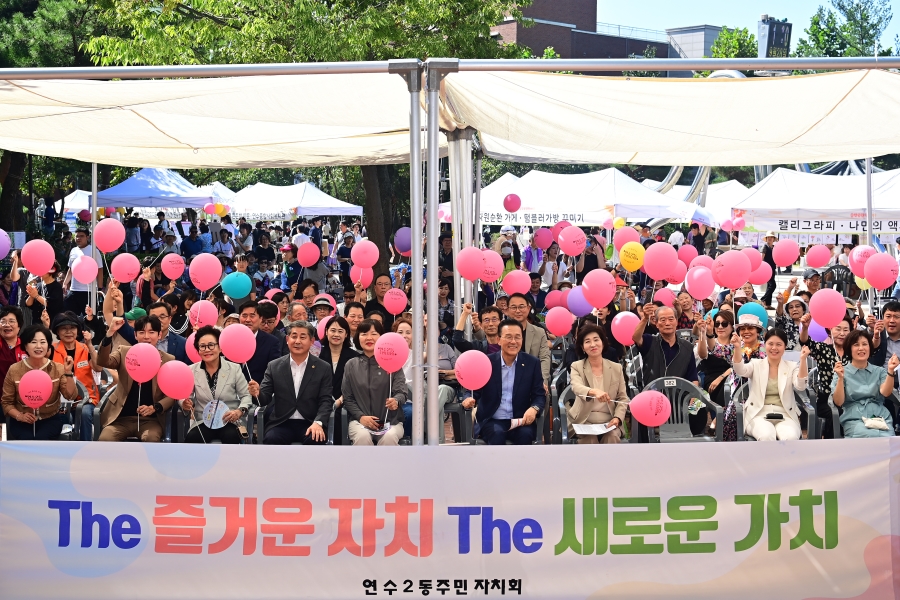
[
  {"left": 239, "top": 300, "right": 284, "bottom": 385},
  {"left": 473, "top": 320, "right": 545, "bottom": 445}
]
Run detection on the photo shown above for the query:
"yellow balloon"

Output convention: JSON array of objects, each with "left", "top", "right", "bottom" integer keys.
[
  {"left": 613, "top": 217, "right": 626, "bottom": 230},
  {"left": 116, "top": 207, "right": 126, "bottom": 214},
  {"left": 620, "top": 241, "right": 645, "bottom": 272},
  {"left": 214, "top": 203, "right": 225, "bottom": 216},
  {"left": 855, "top": 275, "right": 871, "bottom": 290}
]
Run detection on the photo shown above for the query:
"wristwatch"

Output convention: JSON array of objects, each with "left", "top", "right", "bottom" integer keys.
[
  {"left": 314, "top": 420, "right": 323, "bottom": 427},
  {"left": 152, "top": 402, "right": 164, "bottom": 415},
  {"left": 240, "top": 406, "right": 248, "bottom": 415}
]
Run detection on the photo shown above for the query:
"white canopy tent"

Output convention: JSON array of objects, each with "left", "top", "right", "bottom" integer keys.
[
  {"left": 198, "top": 181, "right": 236, "bottom": 202},
  {"left": 730, "top": 168, "right": 900, "bottom": 234},
  {"left": 65, "top": 168, "right": 214, "bottom": 208},
  {"left": 641, "top": 179, "right": 750, "bottom": 224},
  {"left": 230, "top": 181, "right": 363, "bottom": 218}
]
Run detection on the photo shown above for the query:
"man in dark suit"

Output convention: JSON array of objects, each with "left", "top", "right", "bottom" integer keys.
[
  {"left": 473, "top": 320, "right": 545, "bottom": 445},
  {"left": 146, "top": 302, "right": 190, "bottom": 364},
  {"left": 258, "top": 321, "right": 333, "bottom": 444},
  {"left": 238, "top": 300, "right": 283, "bottom": 385},
  {"left": 257, "top": 301, "right": 289, "bottom": 356}
]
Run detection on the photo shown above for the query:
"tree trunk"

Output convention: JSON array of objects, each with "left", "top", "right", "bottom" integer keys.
[
  {"left": 377, "top": 164, "right": 396, "bottom": 242},
  {"left": 0, "top": 151, "right": 26, "bottom": 232},
  {"left": 361, "top": 165, "right": 390, "bottom": 276},
  {"left": 99, "top": 164, "right": 111, "bottom": 189}
]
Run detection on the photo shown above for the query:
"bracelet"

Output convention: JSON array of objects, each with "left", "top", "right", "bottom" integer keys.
[{"left": 888, "top": 371, "right": 896, "bottom": 378}]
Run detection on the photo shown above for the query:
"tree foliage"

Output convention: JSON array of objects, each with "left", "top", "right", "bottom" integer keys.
[
  {"left": 695, "top": 26, "right": 757, "bottom": 77},
  {"left": 796, "top": 0, "right": 892, "bottom": 57},
  {"left": 622, "top": 44, "right": 661, "bottom": 78}
]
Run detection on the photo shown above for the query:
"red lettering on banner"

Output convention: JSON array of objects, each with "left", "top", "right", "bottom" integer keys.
[
  {"left": 328, "top": 499, "right": 385, "bottom": 557},
  {"left": 208, "top": 497, "right": 258, "bottom": 555},
  {"left": 261, "top": 498, "right": 315, "bottom": 556},
  {"left": 153, "top": 496, "right": 206, "bottom": 554},
  {"left": 363, "top": 499, "right": 385, "bottom": 557},
  {"left": 384, "top": 497, "right": 434, "bottom": 557}
]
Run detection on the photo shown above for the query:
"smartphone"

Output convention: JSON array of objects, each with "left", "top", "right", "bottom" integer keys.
[
  {"left": 585, "top": 239, "right": 592, "bottom": 248},
  {"left": 765, "top": 413, "right": 784, "bottom": 421}
]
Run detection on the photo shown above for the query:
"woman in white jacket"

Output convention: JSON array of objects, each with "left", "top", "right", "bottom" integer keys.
[{"left": 731, "top": 328, "right": 810, "bottom": 441}]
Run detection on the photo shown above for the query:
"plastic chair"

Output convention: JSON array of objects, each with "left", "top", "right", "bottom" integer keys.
[
  {"left": 443, "top": 402, "right": 473, "bottom": 444},
  {"left": 91, "top": 385, "right": 118, "bottom": 441},
  {"left": 640, "top": 377, "right": 722, "bottom": 443},
  {"left": 821, "top": 265, "right": 854, "bottom": 296},
  {"left": 550, "top": 368, "right": 569, "bottom": 444},
  {"left": 558, "top": 386, "right": 574, "bottom": 444}
]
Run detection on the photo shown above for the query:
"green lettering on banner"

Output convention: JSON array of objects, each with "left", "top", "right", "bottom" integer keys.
[
  {"left": 582, "top": 498, "right": 608, "bottom": 556},
  {"left": 767, "top": 493, "right": 791, "bottom": 551},
  {"left": 664, "top": 496, "right": 717, "bottom": 554},
  {"left": 734, "top": 495, "right": 764, "bottom": 552},
  {"left": 553, "top": 499, "right": 582, "bottom": 556},
  {"left": 735, "top": 491, "right": 838, "bottom": 552},
  {"left": 789, "top": 490, "right": 839, "bottom": 550},
  {"left": 610, "top": 498, "right": 664, "bottom": 555}
]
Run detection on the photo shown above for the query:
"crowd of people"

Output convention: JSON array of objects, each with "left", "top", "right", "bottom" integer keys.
[{"left": 2, "top": 211, "right": 900, "bottom": 446}]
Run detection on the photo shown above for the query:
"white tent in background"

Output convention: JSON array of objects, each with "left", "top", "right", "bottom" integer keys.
[
  {"left": 63, "top": 168, "right": 214, "bottom": 209},
  {"left": 198, "top": 181, "right": 236, "bottom": 203},
  {"left": 641, "top": 179, "right": 750, "bottom": 224},
  {"left": 230, "top": 181, "right": 362, "bottom": 217},
  {"left": 729, "top": 168, "right": 900, "bottom": 233}
]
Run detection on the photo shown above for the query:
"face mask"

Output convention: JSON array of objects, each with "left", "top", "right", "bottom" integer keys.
[{"left": 501, "top": 247, "right": 512, "bottom": 256}]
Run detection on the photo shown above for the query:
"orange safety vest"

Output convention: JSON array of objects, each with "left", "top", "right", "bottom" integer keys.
[{"left": 52, "top": 342, "right": 100, "bottom": 405}]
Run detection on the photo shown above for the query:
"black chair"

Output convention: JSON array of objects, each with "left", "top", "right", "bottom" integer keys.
[
  {"left": 676, "top": 329, "right": 695, "bottom": 344},
  {"left": 821, "top": 265, "right": 855, "bottom": 297},
  {"left": 443, "top": 402, "right": 472, "bottom": 444},
  {"left": 640, "top": 377, "right": 722, "bottom": 443},
  {"left": 91, "top": 385, "right": 117, "bottom": 441}
]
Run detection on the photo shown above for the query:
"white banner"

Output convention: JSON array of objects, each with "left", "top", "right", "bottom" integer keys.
[
  {"left": 736, "top": 214, "right": 900, "bottom": 235},
  {"left": 1, "top": 440, "right": 897, "bottom": 599}
]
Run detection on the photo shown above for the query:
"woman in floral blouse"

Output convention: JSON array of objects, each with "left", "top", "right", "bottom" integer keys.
[
  {"left": 695, "top": 311, "right": 734, "bottom": 437},
  {"left": 774, "top": 295, "right": 808, "bottom": 351},
  {"left": 800, "top": 313, "right": 852, "bottom": 438}
]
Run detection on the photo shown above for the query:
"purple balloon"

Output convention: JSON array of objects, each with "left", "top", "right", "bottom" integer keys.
[
  {"left": 567, "top": 286, "right": 594, "bottom": 318},
  {"left": 394, "top": 227, "right": 412, "bottom": 253},
  {"left": 809, "top": 319, "right": 828, "bottom": 343},
  {"left": 0, "top": 229, "right": 9, "bottom": 261}
]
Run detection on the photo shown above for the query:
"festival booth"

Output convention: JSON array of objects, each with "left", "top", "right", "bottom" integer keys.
[
  {"left": 641, "top": 178, "right": 750, "bottom": 225},
  {"left": 198, "top": 181, "right": 237, "bottom": 203},
  {"left": 229, "top": 181, "right": 363, "bottom": 219}
]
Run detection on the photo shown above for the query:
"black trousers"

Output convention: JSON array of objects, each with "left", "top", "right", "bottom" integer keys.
[
  {"left": 64, "top": 291, "right": 90, "bottom": 316},
  {"left": 761, "top": 273, "right": 777, "bottom": 306},
  {"left": 185, "top": 422, "right": 243, "bottom": 444},
  {"left": 264, "top": 418, "right": 326, "bottom": 445}
]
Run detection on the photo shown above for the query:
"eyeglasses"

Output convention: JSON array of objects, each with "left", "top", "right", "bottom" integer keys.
[
  {"left": 0, "top": 319, "right": 17, "bottom": 326},
  {"left": 714, "top": 321, "right": 729, "bottom": 327},
  {"left": 481, "top": 317, "right": 500, "bottom": 324},
  {"left": 508, "top": 304, "right": 529, "bottom": 311},
  {"left": 198, "top": 343, "right": 219, "bottom": 351},
  {"left": 261, "top": 319, "right": 278, "bottom": 326}
]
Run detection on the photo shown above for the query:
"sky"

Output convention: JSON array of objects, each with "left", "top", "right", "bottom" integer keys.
[{"left": 596, "top": 0, "right": 900, "bottom": 52}]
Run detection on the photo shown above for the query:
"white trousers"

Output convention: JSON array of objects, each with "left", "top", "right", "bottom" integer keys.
[{"left": 746, "top": 405, "right": 801, "bottom": 441}]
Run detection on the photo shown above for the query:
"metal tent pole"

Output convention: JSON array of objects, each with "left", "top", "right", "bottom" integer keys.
[
  {"left": 425, "top": 59, "right": 458, "bottom": 445},
  {"left": 472, "top": 149, "right": 483, "bottom": 320},
  {"left": 866, "top": 156, "right": 876, "bottom": 313},
  {"left": 90, "top": 163, "right": 98, "bottom": 311},
  {"left": 389, "top": 60, "right": 425, "bottom": 446},
  {"left": 447, "top": 130, "right": 463, "bottom": 325},
  {"left": 459, "top": 129, "right": 475, "bottom": 332}
]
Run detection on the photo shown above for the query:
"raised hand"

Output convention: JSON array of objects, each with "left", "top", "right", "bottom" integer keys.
[
  {"left": 834, "top": 361, "right": 844, "bottom": 379},
  {"left": 800, "top": 345, "right": 811, "bottom": 360},
  {"left": 889, "top": 354, "right": 900, "bottom": 375},
  {"left": 731, "top": 332, "right": 741, "bottom": 346},
  {"left": 800, "top": 313, "right": 812, "bottom": 326}
]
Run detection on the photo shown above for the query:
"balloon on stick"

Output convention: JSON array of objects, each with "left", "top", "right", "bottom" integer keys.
[
  {"left": 21, "top": 240, "right": 55, "bottom": 276},
  {"left": 457, "top": 247, "right": 486, "bottom": 281},
  {"left": 157, "top": 361, "right": 194, "bottom": 400},
  {"left": 94, "top": 218, "right": 126, "bottom": 253},
  {"left": 111, "top": 253, "right": 141, "bottom": 282},
  {"left": 611, "top": 312, "right": 640, "bottom": 346},
  {"left": 125, "top": 343, "right": 161, "bottom": 383},
  {"left": 161, "top": 253, "right": 185, "bottom": 280},
  {"left": 373, "top": 332, "right": 409, "bottom": 373},
  {"left": 219, "top": 324, "right": 257, "bottom": 363},
  {"left": 455, "top": 350, "right": 493, "bottom": 390},
  {"left": 189, "top": 254, "right": 223, "bottom": 291}
]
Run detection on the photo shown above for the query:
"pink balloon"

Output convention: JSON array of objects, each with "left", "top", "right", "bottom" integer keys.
[
  {"left": 630, "top": 390, "right": 672, "bottom": 427},
  {"left": 296, "top": 242, "right": 321, "bottom": 268},
  {"left": 545, "top": 306, "right": 575, "bottom": 337},
  {"left": 689, "top": 254, "right": 714, "bottom": 270},
  {"left": 713, "top": 250, "right": 752, "bottom": 290},
  {"left": 772, "top": 239, "right": 800, "bottom": 268},
  {"left": 111, "top": 253, "right": 141, "bottom": 283},
  {"left": 720, "top": 219, "right": 733, "bottom": 233},
  {"left": 677, "top": 244, "right": 698, "bottom": 265},
  {"left": 849, "top": 245, "right": 876, "bottom": 278},
  {"left": 809, "top": 288, "right": 846, "bottom": 328},
  {"left": 667, "top": 260, "right": 687, "bottom": 285},
  {"left": 741, "top": 247, "right": 762, "bottom": 272},
  {"left": 643, "top": 242, "right": 678, "bottom": 281},
  {"left": 351, "top": 240, "right": 379, "bottom": 269},
  {"left": 455, "top": 350, "right": 493, "bottom": 390},
  {"left": 613, "top": 226, "right": 640, "bottom": 251},
  {"left": 864, "top": 252, "right": 899, "bottom": 290},
  {"left": 383, "top": 288, "right": 408, "bottom": 315},
  {"left": 350, "top": 265, "right": 374, "bottom": 288},
  {"left": 78, "top": 209, "right": 90, "bottom": 222},
  {"left": 315, "top": 293, "right": 337, "bottom": 311},
  {"left": 219, "top": 324, "right": 257, "bottom": 363},
  {"left": 21, "top": 239, "right": 55, "bottom": 276},
  {"left": 317, "top": 316, "right": 333, "bottom": 342},
  {"left": 503, "top": 194, "right": 521, "bottom": 213},
  {"left": 125, "top": 343, "right": 161, "bottom": 383},
  {"left": 189, "top": 299, "right": 218, "bottom": 328},
  {"left": 654, "top": 288, "right": 676, "bottom": 307},
  {"left": 104, "top": 207, "right": 115, "bottom": 217},
  {"left": 602, "top": 218, "right": 614, "bottom": 230},
  {"left": 160, "top": 253, "right": 185, "bottom": 280},
  {"left": 685, "top": 266, "right": 715, "bottom": 300},
  {"left": 533, "top": 228, "right": 553, "bottom": 250},
  {"left": 185, "top": 332, "right": 200, "bottom": 363},
  {"left": 203, "top": 203, "right": 217, "bottom": 215},
  {"left": 157, "top": 361, "right": 194, "bottom": 400},
  {"left": 559, "top": 288, "right": 571, "bottom": 310},
  {"left": 94, "top": 218, "right": 126, "bottom": 253},
  {"left": 805, "top": 245, "right": 832, "bottom": 269},
  {"left": 582, "top": 269, "right": 616, "bottom": 309},
  {"left": 19, "top": 369, "right": 52, "bottom": 409},
  {"left": 189, "top": 253, "right": 223, "bottom": 291},
  {"left": 732, "top": 217, "right": 746, "bottom": 231},
  {"left": 748, "top": 262, "right": 773, "bottom": 286},
  {"left": 611, "top": 311, "right": 640, "bottom": 347},
  {"left": 502, "top": 270, "right": 531, "bottom": 295},
  {"left": 71, "top": 255, "right": 99, "bottom": 285},
  {"left": 265, "top": 288, "right": 279, "bottom": 300},
  {"left": 558, "top": 226, "right": 587, "bottom": 257},
  {"left": 457, "top": 246, "right": 486, "bottom": 281},
  {"left": 373, "top": 332, "right": 409, "bottom": 373},
  {"left": 481, "top": 250, "right": 504, "bottom": 283},
  {"left": 545, "top": 290, "right": 563, "bottom": 310},
  {"left": 551, "top": 221, "right": 572, "bottom": 243}
]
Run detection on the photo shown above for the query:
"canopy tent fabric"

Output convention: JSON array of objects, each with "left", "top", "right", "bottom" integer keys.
[
  {"left": 198, "top": 181, "right": 236, "bottom": 202},
  {"left": 0, "top": 74, "right": 438, "bottom": 168},
  {"left": 63, "top": 168, "right": 213, "bottom": 209},
  {"left": 730, "top": 167, "right": 900, "bottom": 234},
  {"left": 444, "top": 168, "right": 670, "bottom": 227},
  {"left": 441, "top": 69, "right": 900, "bottom": 166},
  {"left": 439, "top": 172, "right": 519, "bottom": 220},
  {"left": 641, "top": 179, "right": 750, "bottom": 224},
  {"left": 811, "top": 159, "right": 884, "bottom": 175},
  {"left": 230, "top": 181, "right": 362, "bottom": 217}
]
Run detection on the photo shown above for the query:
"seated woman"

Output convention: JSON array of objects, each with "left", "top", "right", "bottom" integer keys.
[
  {"left": 342, "top": 319, "right": 407, "bottom": 445},
  {"left": 182, "top": 326, "right": 254, "bottom": 444},
  {"left": 695, "top": 310, "right": 735, "bottom": 437},
  {"left": 800, "top": 314, "right": 852, "bottom": 439},
  {"left": 568, "top": 324, "right": 629, "bottom": 444},
  {"left": 325, "top": 316, "right": 359, "bottom": 445},
  {"left": 2, "top": 324, "right": 76, "bottom": 440},
  {"left": 731, "top": 328, "right": 810, "bottom": 441},
  {"left": 832, "top": 329, "right": 898, "bottom": 438}
]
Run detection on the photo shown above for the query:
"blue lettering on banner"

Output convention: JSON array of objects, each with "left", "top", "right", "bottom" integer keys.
[
  {"left": 447, "top": 506, "right": 543, "bottom": 555},
  {"left": 49, "top": 500, "right": 141, "bottom": 550}
]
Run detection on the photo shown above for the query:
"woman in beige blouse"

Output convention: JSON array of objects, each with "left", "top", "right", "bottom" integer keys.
[{"left": 568, "top": 323, "right": 629, "bottom": 444}]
